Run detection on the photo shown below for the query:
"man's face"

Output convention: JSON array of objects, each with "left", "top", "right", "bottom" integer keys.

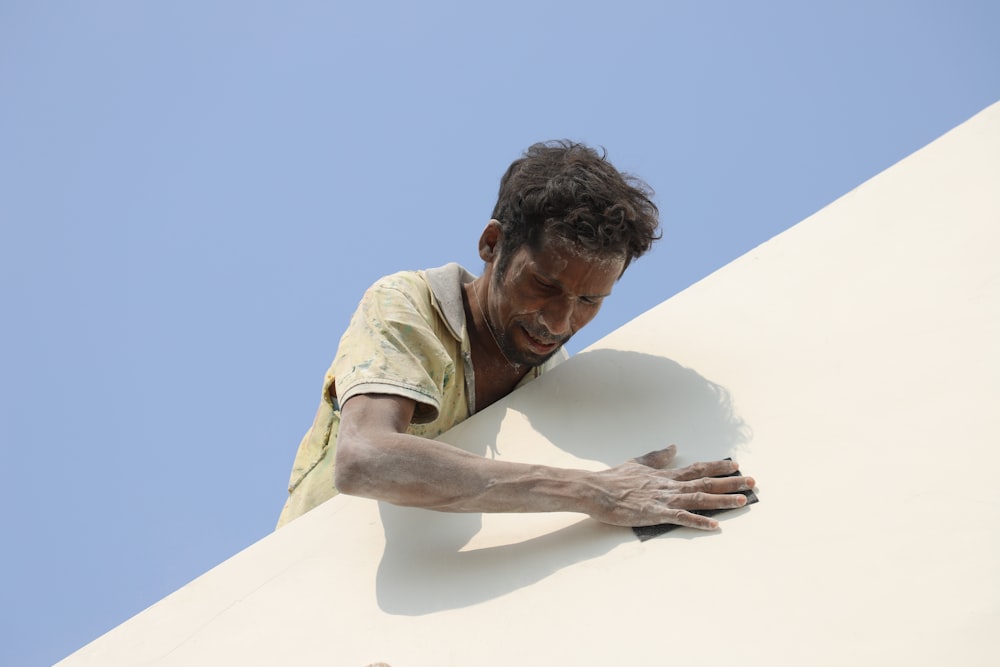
[{"left": 484, "top": 232, "right": 625, "bottom": 367}]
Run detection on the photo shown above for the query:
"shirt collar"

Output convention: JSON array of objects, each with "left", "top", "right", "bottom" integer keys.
[{"left": 423, "top": 262, "right": 476, "bottom": 342}]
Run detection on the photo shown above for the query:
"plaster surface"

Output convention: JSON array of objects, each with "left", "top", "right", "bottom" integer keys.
[{"left": 58, "top": 102, "right": 1000, "bottom": 666}]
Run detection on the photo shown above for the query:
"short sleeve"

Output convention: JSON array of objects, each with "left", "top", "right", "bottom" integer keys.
[{"left": 331, "top": 273, "right": 457, "bottom": 424}]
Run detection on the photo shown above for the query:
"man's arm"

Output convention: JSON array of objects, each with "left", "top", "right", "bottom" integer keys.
[{"left": 334, "top": 394, "right": 754, "bottom": 530}]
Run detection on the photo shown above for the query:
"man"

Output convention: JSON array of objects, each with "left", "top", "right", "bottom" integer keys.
[{"left": 276, "top": 141, "right": 754, "bottom": 529}]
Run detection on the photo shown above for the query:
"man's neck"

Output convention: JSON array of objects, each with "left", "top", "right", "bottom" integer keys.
[{"left": 462, "top": 280, "right": 529, "bottom": 412}]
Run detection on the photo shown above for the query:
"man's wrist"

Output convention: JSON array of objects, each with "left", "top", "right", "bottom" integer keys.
[{"left": 514, "top": 466, "right": 600, "bottom": 515}]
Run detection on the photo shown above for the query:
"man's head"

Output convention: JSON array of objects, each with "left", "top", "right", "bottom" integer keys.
[
  {"left": 489, "top": 140, "right": 660, "bottom": 280},
  {"left": 475, "top": 141, "right": 660, "bottom": 367}
]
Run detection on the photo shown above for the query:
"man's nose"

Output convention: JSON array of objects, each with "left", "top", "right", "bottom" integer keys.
[{"left": 538, "top": 298, "right": 573, "bottom": 337}]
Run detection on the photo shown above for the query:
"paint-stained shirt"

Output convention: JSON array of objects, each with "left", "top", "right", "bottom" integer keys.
[{"left": 275, "top": 263, "right": 567, "bottom": 528}]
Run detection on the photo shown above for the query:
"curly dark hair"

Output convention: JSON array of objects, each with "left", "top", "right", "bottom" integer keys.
[{"left": 490, "top": 140, "right": 660, "bottom": 277}]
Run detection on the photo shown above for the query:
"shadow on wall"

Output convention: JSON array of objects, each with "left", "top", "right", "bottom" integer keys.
[
  {"left": 375, "top": 349, "right": 751, "bottom": 616},
  {"left": 514, "top": 349, "right": 752, "bottom": 466},
  {"left": 375, "top": 505, "right": 628, "bottom": 615}
]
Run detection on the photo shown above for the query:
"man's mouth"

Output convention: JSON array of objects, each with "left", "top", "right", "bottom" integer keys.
[{"left": 521, "top": 326, "right": 563, "bottom": 354}]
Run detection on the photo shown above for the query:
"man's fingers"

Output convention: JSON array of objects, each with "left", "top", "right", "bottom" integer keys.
[
  {"left": 684, "top": 475, "right": 755, "bottom": 495},
  {"left": 631, "top": 445, "right": 677, "bottom": 469},
  {"left": 666, "top": 458, "right": 741, "bottom": 481},
  {"left": 652, "top": 509, "right": 721, "bottom": 531},
  {"left": 665, "top": 491, "right": 749, "bottom": 511}
]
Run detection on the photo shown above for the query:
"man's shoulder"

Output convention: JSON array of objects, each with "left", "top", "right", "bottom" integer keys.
[
  {"left": 364, "top": 264, "right": 472, "bottom": 339},
  {"left": 359, "top": 268, "right": 437, "bottom": 317},
  {"left": 367, "top": 268, "right": 430, "bottom": 295},
  {"left": 367, "top": 264, "right": 472, "bottom": 297},
  {"left": 355, "top": 264, "right": 473, "bottom": 343}
]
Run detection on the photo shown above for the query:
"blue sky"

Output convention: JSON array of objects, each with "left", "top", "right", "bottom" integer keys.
[{"left": 1, "top": 2, "right": 998, "bottom": 665}]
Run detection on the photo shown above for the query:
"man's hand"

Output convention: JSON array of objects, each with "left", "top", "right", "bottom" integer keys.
[{"left": 586, "top": 445, "right": 755, "bottom": 530}]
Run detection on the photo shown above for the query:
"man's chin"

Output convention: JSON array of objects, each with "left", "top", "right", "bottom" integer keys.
[
  {"left": 519, "top": 349, "right": 559, "bottom": 367},
  {"left": 506, "top": 336, "right": 566, "bottom": 367},
  {"left": 494, "top": 324, "right": 567, "bottom": 367}
]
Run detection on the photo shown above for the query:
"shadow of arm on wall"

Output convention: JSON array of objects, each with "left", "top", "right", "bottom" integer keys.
[
  {"left": 375, "top": 350, "right": 751, "bottom": 615},
  {"left": 375, "top": 502, "right": 631, "bottom": 615}
]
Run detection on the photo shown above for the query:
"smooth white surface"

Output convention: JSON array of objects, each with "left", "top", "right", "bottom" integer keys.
[{"left": 59, "top": 102, "right": 1000, "bottom": 666}]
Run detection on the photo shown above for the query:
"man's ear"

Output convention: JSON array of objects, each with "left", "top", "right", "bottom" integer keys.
[{"left": 478, "top": 220, "right": 503, "bottom": 263}]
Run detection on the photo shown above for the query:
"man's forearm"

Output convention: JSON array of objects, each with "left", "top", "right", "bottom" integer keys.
[
  {"left": 333, "top": 394, "right": 755, "bottom": 529},
  {"left": 335, "top": 431, "right": 597, "bottom": 515}
]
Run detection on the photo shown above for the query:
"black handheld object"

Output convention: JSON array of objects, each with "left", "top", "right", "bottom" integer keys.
[{"left": 632, "top": 458, "right": 758, "bottom": 542}]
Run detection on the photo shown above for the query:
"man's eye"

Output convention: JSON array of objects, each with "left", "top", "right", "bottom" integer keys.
[{"left": 534, "top": 278, "right": 556, "bottom": 291}]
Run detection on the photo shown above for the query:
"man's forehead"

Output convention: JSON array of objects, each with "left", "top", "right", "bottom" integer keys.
[
  {"left": 509, "top": 237, "right": 625, "bottom": 293},
  {"left": 520, "top": 229, "right": 602, "bottom": 255},
  {"left": 528, "top": 235, "right": 626, "bottom": 273}
]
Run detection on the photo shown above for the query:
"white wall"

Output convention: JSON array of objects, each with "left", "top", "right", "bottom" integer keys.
[{"left": 59, "top": 101, "right": 1000, "bottom": 666}]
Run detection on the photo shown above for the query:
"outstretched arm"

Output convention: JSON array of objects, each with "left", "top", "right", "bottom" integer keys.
[{"left": 334, "top": 393, "right": 754, "bottom": 530}]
